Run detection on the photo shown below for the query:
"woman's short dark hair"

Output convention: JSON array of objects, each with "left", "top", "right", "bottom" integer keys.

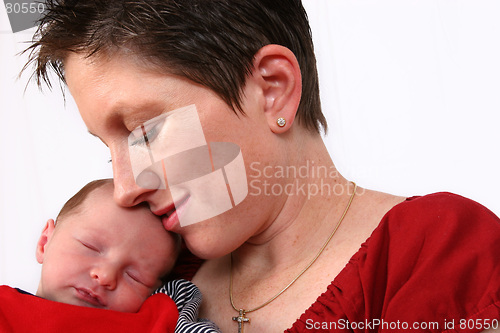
[{"left": 24, "top": 0, "right": 327, "bottom": 133}]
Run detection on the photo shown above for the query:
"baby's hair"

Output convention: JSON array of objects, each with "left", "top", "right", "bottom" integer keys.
[{"left": 55, "top": 178, "right": 113, "bottom": 224}]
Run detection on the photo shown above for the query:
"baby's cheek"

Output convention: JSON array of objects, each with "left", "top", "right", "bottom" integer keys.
[{"left": 117, "top": 285, "right": 152, "bottom": 313}]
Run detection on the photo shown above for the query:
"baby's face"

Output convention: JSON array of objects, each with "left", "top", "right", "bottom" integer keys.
[{"left": 36, "top": 186, "right": 177, "bottom": 312}]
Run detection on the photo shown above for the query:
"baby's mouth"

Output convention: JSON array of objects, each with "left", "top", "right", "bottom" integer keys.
[{"left": 75, "top": 287, "right": 106, "bottom": 308}]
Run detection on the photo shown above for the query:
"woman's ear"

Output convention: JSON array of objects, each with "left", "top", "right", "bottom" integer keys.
[
  {"left": 36, "top": 219, "right": 56, "bottom": 264},
  {"left": 251, "top": 44, "right": 302, "bottom": 133}
]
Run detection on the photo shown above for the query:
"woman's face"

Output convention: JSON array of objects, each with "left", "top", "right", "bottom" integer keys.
[{"left": 64, "top": 52, "right": 286, "bottom": 258}]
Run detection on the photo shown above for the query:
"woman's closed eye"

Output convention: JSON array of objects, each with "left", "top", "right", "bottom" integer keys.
[{"left": 129, "top": 123, "right": 161, "bottom": 147}]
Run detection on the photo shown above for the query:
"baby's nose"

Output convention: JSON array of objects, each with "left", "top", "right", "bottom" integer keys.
[{"left": 90, "top": 266, "right": 117, "bottom": 290}]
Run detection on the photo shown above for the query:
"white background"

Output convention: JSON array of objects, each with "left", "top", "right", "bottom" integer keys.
[{"left": 1, "top": 1, "right": 499, "bottom": 293}]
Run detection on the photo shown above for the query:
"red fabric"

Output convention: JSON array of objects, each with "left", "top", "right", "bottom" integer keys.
[
  {"left": 0, "top": 286, "right": 178, "bottom": 333},
  {"left": 286, "top": 193, "right": 500, "bottom": 332},
  {"left": 175, "top": 192, "right": 500, "bottom": 332}
]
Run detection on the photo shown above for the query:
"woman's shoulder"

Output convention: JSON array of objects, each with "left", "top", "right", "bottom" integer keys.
[
  {"left": 366, "top": 191, "right": 500, "bottom": 284},
  {"left": 287, "top": 191, "right": 500, "bottom": 332},
  {"left": 366, "top": 191, "right": 500, "bottom": 328},
  {"left": 347, "top": 190, "right": 500, "bottom": 275},
  {"left": 396, "top": 191, "right": 498, "bottom": 217},
  {"left": 382, "top": 191, "right": 500, "bottom": 240}
]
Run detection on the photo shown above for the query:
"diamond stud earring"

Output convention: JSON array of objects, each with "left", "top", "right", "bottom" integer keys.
[{"left": 276, "top": 117, "right": 286, "bottom": 127}]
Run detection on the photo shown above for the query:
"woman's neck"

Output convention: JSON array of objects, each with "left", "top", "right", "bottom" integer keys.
[{"left": 231, "top": 136, "right": 353, "bottom": 281}]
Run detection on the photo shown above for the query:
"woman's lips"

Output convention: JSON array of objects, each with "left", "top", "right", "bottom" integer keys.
[
  {"left": 155, "top": 194, "right": 190, "bottom": 231},
  {"left": 74, "top": 287, "right": 106, "bottom": 308},
  {"left": 162, "top": 209, "right": 179, "bottom": 231}
]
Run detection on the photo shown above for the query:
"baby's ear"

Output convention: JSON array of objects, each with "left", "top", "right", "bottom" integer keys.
[{"left": 36, "top": 219, "right": 56, "bottom": 264}]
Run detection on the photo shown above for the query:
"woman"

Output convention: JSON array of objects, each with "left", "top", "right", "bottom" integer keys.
[{"left": 26, "top": 0, "right": 499, "bottom": 332}]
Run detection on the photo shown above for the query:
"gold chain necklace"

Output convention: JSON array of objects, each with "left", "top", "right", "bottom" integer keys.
[{"left": 229, "top": 182, "right": 357, "bottom": 333}]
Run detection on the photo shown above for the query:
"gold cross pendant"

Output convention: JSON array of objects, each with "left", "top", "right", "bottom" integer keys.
[{"left": 232, "top": 309, "right": 250, "bottom": 333}]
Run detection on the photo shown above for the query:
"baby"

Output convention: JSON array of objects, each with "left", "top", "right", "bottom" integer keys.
[
  {"left": 0, "top": 179, "right": 220, "bottom": 332},
  {"left": 35, "top": 178, "right": 180, "bottom": 312}
]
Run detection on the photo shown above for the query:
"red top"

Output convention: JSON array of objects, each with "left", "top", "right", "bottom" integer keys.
[
  {"left": 177, "top": 192, "right": 500, "bottom": 332},
  {"left": 0, "top": 286, "right": 178, "bottom": 333}
]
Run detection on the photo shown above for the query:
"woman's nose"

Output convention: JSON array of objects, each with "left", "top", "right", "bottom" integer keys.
[
  {"left": 113, "top": 174, "right": 149, "bottom": 207},
  {"left": 111, "top": 150, "right": 160, "bottom": 207}
]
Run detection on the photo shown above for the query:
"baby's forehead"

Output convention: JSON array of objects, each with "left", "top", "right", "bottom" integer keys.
[{"left": 71, "top": 194, "right": 165, "bottom": 235}]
